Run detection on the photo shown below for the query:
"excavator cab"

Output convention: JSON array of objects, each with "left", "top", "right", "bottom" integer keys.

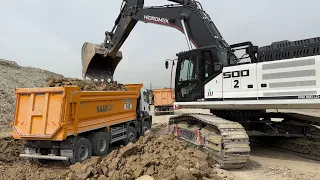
[
  {"left": 174, "top": 47, "right": 223, "bottom": 102},
  {"left": 174, "top": 43, "right": 256, "bottom": 102},
  {"left": 81, "top": 42, "right": 123, "bottom": 82}
]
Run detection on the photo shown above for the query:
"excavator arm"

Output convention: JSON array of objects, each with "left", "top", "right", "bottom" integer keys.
[{"left": 81, "top": 0, "right": 230, "bottom": 81}]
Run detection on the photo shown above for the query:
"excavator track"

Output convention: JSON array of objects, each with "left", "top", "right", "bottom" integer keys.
[
  {"left": 168, "top": 113, "right": 250, "bottom": 169},
  {"left": 266, "top": 113, "right": 320, "bottom": 161},
  {"left": 250, "top": 118, "right": 320, "bottom": 162}
]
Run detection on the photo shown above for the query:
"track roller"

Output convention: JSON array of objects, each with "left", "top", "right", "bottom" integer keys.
[{"left": 168, "top": 113, "right": 250, "bottom": 169}]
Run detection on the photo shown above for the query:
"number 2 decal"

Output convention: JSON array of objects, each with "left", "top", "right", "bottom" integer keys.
[
  {"left": 233, "top": 80, "right": 239, "bottom": 88},
  {"left": 232, "top": 79, "right": 241, "bottom": 89}
]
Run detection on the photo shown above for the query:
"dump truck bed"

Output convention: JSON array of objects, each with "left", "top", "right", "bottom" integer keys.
[
  {"left": 12, "top": 84, "right": 143, "bottom": 141},
  {"left": 153, "top": 88, "right": 174, "bottom": 107}
]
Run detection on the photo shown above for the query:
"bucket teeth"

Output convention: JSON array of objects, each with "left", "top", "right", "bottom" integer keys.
[{"left": 81, "top": 42, "right": 123, "bottom": 81}]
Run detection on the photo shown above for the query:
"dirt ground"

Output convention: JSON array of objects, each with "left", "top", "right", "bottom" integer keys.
[{"left": 1, "top": 105, "right": 320, "bottom": 179}]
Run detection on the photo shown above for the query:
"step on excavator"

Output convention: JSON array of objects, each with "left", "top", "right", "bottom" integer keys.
[{"left": 82, "top": 0, "right": 320, "bottom": 169}]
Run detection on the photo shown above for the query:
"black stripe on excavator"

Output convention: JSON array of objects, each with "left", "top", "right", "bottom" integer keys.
[
  {"left": 257, "top": 36, "right": 320, "bottom": 62},
  {"left": 205, "top": 95, "right": 320, "bottom": 101}
]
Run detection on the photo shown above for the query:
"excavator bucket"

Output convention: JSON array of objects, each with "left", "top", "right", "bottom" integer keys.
[{"left": 81, "top": 42, "right": 122, "bottom": 81}]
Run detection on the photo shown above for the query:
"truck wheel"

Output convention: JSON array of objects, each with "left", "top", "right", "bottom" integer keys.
[
  {"left": 142, "top": 121, "right": 151, "bottom": 135},
  {"left": 91, "top": 132, "right": 109, "bottom": 156},
  {"left": 124, "top": 126, "right": 137, "bottom": 145},
  {"left": 69, "top": 137, "right": 92, "bottom": 164}
]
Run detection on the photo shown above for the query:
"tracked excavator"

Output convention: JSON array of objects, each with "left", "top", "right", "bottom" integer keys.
[{"left": 82, "top": 0, "right": 320, "bottom": 169}]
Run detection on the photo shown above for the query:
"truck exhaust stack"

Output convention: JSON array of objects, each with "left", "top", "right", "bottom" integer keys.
[{"left": 81, "top": 42, "right": 122, "bottom": 82}]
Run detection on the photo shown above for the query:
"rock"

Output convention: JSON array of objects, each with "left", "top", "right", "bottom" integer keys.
[
  {"left": 44, "top": 77, "right": 127, "bottom": 91},
  {"left": 195, "top": 162, "right": 201, "bottom": 169},
  {"left": 101, "top": 165, "right": 108, "bottom": 176},
  {"left": 193, "top": 150, "right": 208, "bottom": 159},
  {"left": 162, "top": 153, "right": 170, "bottom": 159},
  {"left": 175, "top": 166, "right": 197, "bottom": 180},
  {"left": 200, "top": 161, "right": 209, "bottom": 169},
  {"left": 136, "top": 175, "right": 154, "bottom": 180},
  {"left": 108, "top": 157, "right": 120, "bottom": 171},
  {"left": 119, "top": 143, "right": 139, "bottom": 157},
  {"left": 126, "top": 155, "right": 139, "bottom": 165},
  {"left": 145, "top": 165, "right": 155, "bottom": 175},
  {"left": 134, "top": 165, "right": 144, "bottom": 178},
  {"left": 69, "top": 162, "right": 83, "bottom": 172},
  {"left": 97, "top": 175, "right": 109, "bottom": 180},
  {"left": 91, "top": 165, "right": 103, "bottom": 175}
]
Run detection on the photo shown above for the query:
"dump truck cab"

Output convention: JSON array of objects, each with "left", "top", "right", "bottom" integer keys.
[{"left": 140, "top": 88, "right": 151, "bottom": 114}]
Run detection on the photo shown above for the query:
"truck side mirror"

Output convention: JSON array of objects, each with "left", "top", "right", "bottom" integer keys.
[
  {"left": 214, "top": 63, "right": 223, "bottom": 71},
  {"left": 165, "top": 61, "right": 169, "bottom": 69}
]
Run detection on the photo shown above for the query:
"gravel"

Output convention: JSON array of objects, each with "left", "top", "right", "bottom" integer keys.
[{"left": 0, "top": 59, "right": 64, "bottom": 132}]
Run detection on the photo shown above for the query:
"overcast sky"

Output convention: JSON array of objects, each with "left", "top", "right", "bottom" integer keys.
[{"left": 1, "top": 0, "right": 320, "bottom": 89}]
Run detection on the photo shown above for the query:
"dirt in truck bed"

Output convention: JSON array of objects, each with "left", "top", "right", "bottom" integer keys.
[{"left": 44, "top": 77, "right": 127, "bottom": 91}]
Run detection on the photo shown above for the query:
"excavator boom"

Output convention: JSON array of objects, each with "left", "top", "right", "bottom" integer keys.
[{"left": 81, "top": 0, "right": 230, "bottom": 81}]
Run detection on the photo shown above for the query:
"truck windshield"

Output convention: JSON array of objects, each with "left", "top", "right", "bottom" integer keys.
[{"left": 143, "top": 91, "right": 149, "bottom": 102}]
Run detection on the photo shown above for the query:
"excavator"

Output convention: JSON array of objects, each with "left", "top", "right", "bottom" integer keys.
[{"left": 82, "top": 0, "right": 320, "bottom": 169}]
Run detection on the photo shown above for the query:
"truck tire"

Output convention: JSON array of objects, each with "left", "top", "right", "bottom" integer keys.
[
  {"left": 124, "top": 126, "right": 137, "bottom": 145},
  {"left": 90, "top": 132, "right": 109, "bottom": 156},
  {"left": 69, "top": 137, "right": 92, "bottom": 164},
  {"left": 142, "top": 121, "right": 151, "bottom": 135}
]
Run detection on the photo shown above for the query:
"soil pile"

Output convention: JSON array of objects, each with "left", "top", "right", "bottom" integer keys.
[
  {"left": 0, "top": 136, "right": 69, "bottom": 180},
  {"left": 44, "top": 77, "right": 127, "bottom": 91},
  {"left": 67, "top": 124, "right": 226, "bottom": 180},
  {"left": 0, "top": 59, "right": 63, "bottom": 132},
  {"left": 0, "top": 136, "right": 23, "bottom": 163}
]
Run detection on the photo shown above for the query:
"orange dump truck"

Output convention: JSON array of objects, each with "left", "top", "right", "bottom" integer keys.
[
  {"left": 153, "top": 88, "right": 174, "bottom": 116},
  {"left": 12, "top": 84, "right": 152, "bottom": 164}
]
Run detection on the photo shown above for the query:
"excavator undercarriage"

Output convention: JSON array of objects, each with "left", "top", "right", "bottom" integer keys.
[
  {"left": 167, "top": 110, "right": 320, "bottom": 169},
  {"left": 168, "top": 113, "right": 250, "bottom": 169}
]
